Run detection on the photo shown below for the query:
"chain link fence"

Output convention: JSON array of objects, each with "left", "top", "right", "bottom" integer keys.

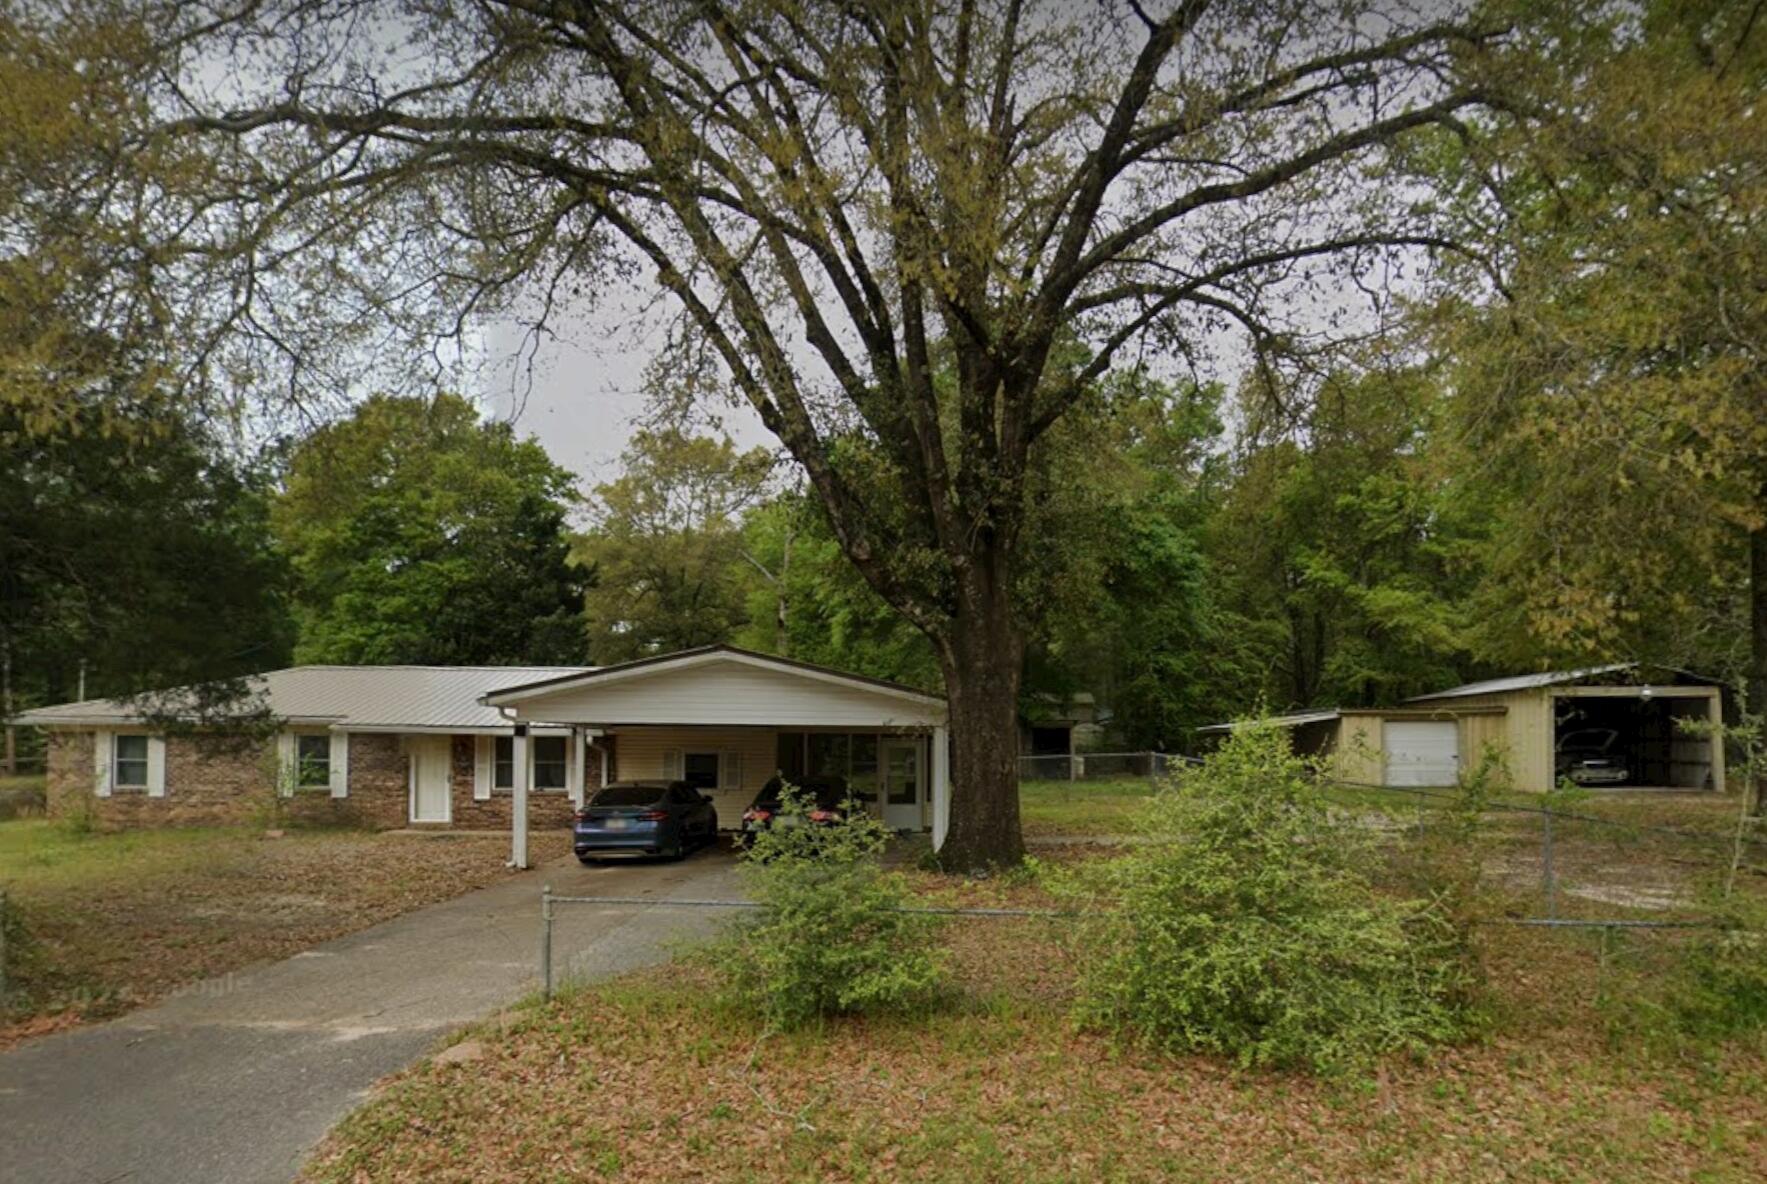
[
  {"left": 1319, "top": 778, "right": 1766, "bottom": 928},
  {"left": 1016, "top": 751, "right": 1196, "bottom": 785}
]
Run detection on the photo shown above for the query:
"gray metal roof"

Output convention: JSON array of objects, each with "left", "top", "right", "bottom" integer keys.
[
  {"left": 1197, "top": 709, "right": 1342, "bottom": 734},
  {"left": 15, "top": 665, "right": 594, "bottom": 731},
  {"left": 1406, "top": 663, "right": 1639, "bottom": 702},
  {"left": 1402, "top": 662, "right": 1734, "bottom": 703}
]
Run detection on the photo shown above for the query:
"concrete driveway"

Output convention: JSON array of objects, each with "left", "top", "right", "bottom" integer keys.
[{"left": 0, "top": 842, "right": 742, "bottom": 1184}]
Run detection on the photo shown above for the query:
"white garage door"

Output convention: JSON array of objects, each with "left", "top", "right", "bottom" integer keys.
[{"left": 1383, "top": 721, "right": 1459, "bottom": 787}]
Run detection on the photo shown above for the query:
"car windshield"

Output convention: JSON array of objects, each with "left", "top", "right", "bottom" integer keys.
[
  {"left": 1559, "top": 729, "right": 1618, "bottom": 753},
  {"left": 591, "top": 784, "right": 667, "bottom": 807}
]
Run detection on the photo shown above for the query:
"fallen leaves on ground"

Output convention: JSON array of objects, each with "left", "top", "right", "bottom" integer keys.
[
  {"left": 300, "top": 852, "right": 1767, "bottom": 1184},
  {"left": 0, "top": 824, "right": 570, "bottom": 1047}
]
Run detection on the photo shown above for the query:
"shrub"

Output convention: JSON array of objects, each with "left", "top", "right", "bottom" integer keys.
[
  {"left": 720, "top": 784, "right": 945, "bottom": 1029},
  {"left": 1672, "top": 887, "right": 1767, "bottom": 1039},
  {"left": 1068, "top": 722, "right": 1476, "bottom": 1073}
]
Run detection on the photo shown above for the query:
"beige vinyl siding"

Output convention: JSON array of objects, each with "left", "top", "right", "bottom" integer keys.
[{"left": 610, "top": 727, "right": 778, "bottom": 829}]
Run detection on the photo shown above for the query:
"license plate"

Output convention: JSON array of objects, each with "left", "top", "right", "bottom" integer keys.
[{"left": 605, "top": 817, "right": 628, "bottom": 830}]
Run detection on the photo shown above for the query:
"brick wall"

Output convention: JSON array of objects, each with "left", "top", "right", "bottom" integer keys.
[
  {"left": 46, "top": 730, "right": 407, "bottom": 830},
  {"left": 444, "top": 735, "right": 605, "bottom": 830},
  {"left": 45, "top": 729, "right": 604, "bottom": 832}
]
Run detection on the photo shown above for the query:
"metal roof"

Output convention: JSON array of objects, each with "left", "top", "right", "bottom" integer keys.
[
  {"left": 1405, "top": 662, "right": 1677, "bottom": 703},
  {"left": 14, "top": 665, "right": 595, "bottom": 731},
  {"left": 1197, "top": 709, "right": 1342, "bottom": 734}
]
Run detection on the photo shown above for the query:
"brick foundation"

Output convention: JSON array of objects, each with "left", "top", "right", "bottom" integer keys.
[{"left": 43, "top": 729, "right": 603, "bottom": 832}]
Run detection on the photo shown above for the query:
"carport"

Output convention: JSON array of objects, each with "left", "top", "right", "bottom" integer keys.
[
  {"left": 478, "top": 645, "right": 950, "bottom": 868},
  {"left": 1409, "top": 663, "right": 1726, "bottom": 794}
]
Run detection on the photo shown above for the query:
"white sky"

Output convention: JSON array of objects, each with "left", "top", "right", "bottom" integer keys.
[{"left": 476, "top": 301, "right": 773, "bottom": 494}]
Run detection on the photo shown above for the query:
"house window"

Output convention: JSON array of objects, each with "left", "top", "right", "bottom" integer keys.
[
  {"left": 682, "top": 752, "right": 720, "bottom": 790},
  {"left": 295, "top": 734, "right": 331, "bottom": 788},
  {"left": 494, "top": 736, "right": 515, "bottom": 789},
  {"left": 533, "top": 736, "right": 567, "bottom": 791},
  {"left": 492, "top": 735, "right": 568, "bottom": 791},
  {"left": 114, "top": 735, "right": 149, "bottom": 791}
]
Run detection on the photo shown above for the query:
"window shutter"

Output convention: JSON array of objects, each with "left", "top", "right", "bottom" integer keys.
[
  {"left": 721, "top": 751, "right": 743, "bottom": 791},
  {"left": 146, "top": 736, "right": 167, "bottom": 798},
  {"left": 662, "top": 748, "right": 682, "bottom": 780},
  {"left": 329, "top": 732, "right": 350, "bottom": 798},
  {"left": 93, "top": 730, "right": 112, "bottom": 798},
  {"left": 276, "top": 732, "right": 296, "bottom": 797},
  {"left": 473, "top": 736, "right": 492, "bottom": 800}
]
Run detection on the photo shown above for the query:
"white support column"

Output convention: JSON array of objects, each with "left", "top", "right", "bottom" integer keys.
[
  {"left": 599, "top": 742, "right": 610, "bottom": 789},
  {"left": 511, "top": 723, "right": 529, "bottom": 870},
  {"left": 931, "top": 724, "right": 950, "bottom": 852},
  {"left": 566, "top": 727, "right": 584, "bottom": 809}
]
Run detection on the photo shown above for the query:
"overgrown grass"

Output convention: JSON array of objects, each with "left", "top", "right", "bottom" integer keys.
[
  {"left": 0, "top": 818, "right": 258, "bottom": 894},
  {"left": 1017, "top": 777, "right": 1154, "bottom": 835},
  {"left": 0, "top": 773, "right": 46, "bottom": 820}
]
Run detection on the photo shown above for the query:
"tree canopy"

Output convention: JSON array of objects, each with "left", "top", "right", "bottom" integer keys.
[
  {"left": 576, "top": 427, "right": 775, "bottom": 662},
  {"left": 272, "top": 393, "right": 587, "bottom": 666}
]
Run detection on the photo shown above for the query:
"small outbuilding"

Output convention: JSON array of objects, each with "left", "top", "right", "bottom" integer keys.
[{"left": 1200, "top": 663, "right": 1726, "bottom": 793}]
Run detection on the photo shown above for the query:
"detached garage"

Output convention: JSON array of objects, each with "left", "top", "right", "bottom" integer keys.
[
  {"left": 1199, "top": 662, "right": 1727, "bottom": 793},
  {"left": 1407, "top": 663, "right": 1726, "bottom": 794}
]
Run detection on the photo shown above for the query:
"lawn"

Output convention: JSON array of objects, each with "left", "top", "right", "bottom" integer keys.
[
  {"left": 0, "top": 772, "right": 46, "bottom": 820},
  {"left": 0, "top": 818, "right": 569, "bottom": 1046},
  {"left": 1017, "top": 777, "right": 1155, "bottom": 836},
  {"left": 300, "top": 854, "right": 1767, "bottom": 1184}
]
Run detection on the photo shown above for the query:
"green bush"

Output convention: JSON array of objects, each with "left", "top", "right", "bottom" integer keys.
[
  {"left": 1067, "top": 723, "right": 1476, "bottom": 1073},
  {"left": 720, "top": 784, "right": 945, "bottom": 1029}
]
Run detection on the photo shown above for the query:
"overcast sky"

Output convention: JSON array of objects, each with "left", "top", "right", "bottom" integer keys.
[{"left": 477, "top": 295, "right": 773, "bottom": 495}]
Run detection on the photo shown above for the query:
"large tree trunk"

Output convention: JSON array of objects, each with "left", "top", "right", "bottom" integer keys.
[
  {"left": 1749, "top": 481, "right": 1766, "bottom": 815},
  {"left": 936, "top": 557, "right": 1027, "bottom": 871}
]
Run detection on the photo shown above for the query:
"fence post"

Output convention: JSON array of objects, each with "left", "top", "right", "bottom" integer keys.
[
  {"left": 1541, "top": 808, "right": 1556, "bottom": 919},
  {"left": 540, "top": 883, "right": 554, "bottom": 1002}
]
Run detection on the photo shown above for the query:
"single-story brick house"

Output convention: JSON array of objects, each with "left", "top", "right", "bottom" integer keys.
[{"left": 19, "top": 645, "right": 952, "bottom": 863}]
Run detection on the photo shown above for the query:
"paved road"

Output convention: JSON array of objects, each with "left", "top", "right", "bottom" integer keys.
[{"left": 0, "top": 844, "right": 741, "bottom": 1184}]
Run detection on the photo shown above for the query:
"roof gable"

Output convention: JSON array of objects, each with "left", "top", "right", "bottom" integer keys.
[{"left": 485, "top": 646, "right": 945, "bottom": 728}]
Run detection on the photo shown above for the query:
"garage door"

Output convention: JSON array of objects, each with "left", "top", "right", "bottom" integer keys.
[{"left": 1384, "top": 721, "right": 1459, "bottom": 787}]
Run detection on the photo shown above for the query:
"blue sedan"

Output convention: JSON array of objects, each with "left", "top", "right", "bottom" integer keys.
[{"left": 573, "top": 780, "right": 720, "bottom": 862}]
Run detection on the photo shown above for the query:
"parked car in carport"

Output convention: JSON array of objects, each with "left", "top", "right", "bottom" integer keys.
[
  {"left": 573, "top": 780, "right": 720, "bottom": 862},
  {"left": 1555, "top": 728, "right": 1630, "bottom": 786},
  {"left": 738, "top": 775, "right": 852, "bottom": 846}
]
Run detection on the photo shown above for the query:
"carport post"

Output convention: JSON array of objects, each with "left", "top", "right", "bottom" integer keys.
[{"left": 511, "top": 723, "right": 529, "bottom": 870}]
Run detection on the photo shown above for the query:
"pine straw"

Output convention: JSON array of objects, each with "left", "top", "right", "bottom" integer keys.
[
  {"left": 0, "top": 822, "right": 569, "bottom": 1046},
  {"left": 301, "top": 864, "right": 1767, "bottom": 1184}
]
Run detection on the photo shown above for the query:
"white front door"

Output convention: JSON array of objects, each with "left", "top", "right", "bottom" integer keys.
[
  {"left": 881, "top": 739, "right": 922, "bottom": 831},
  {"left": 410, "top": 736, "right": 452, "bottom": 823}
]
